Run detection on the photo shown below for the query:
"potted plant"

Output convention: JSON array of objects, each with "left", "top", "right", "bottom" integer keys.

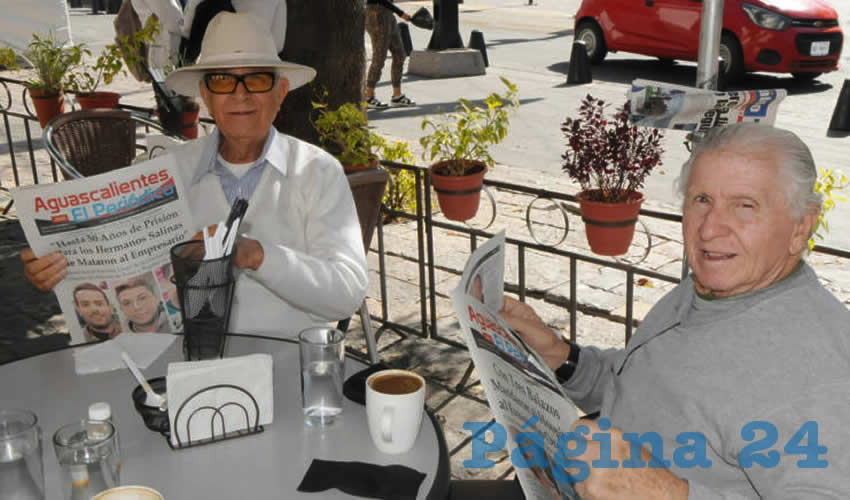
[
  {"left": 153, "top": 50, "right": 202, "bottom": 140},
  {"left": 419, "top": 77, "right": 518, "bottom": 222},
  {"left": 65, "top": 17, "right": 159, "bottom": 110},
  {"left": 312, "top": 100, "right": 384, "bottom": 173},
  {"left": 156, "top": 92, "right": 201, "bottom": 139},
  {"left": 809, "top": 168, "right": 848, "bottom": 252},
  {"left": 561, "top": 94, "right": 664, "bottom": 256},
  {"left": 22, "top": 34, "right": 85, "bottom": 128},
  {"left": 0, "top": 48, "right": 17, "bottom": 70}
]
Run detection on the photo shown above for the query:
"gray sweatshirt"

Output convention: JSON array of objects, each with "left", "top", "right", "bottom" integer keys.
[{"left": 566, "top": 262, "right": 850, "bottom": 498}]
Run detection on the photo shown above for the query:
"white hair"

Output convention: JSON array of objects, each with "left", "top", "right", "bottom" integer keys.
[{"left": 676, "top": 123, "right": 822, "bottom": 219}]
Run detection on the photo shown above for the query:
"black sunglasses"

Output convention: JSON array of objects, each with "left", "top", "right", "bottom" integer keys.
[{"left": 202, "top": 72, "right": 277, "bottom": 94}]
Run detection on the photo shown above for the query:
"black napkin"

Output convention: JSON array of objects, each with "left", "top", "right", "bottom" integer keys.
[
  {"left": 297, "top": 459, "right": 425, "bottom": 500},
  {"left": 343, "top": 362, "right": 391, "bottom": 405}
]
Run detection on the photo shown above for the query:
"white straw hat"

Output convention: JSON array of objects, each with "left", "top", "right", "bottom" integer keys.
[{"left": 166, "top": 12, "right": 316, "bottom": 97}]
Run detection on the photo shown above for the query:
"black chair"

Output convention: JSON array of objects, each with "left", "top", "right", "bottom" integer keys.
[
  {"left": 43, "top": 109, "right": 176, "bottom": 180},
  {"left": 337, "top": 167, "right": 389, "bottom": 363}
]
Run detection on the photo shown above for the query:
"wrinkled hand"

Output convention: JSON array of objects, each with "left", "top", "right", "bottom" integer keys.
[
  {"left": 499, "top": 295, "right": 570, "bottom": 370},
  {"left": 191, "top": 225, "right": 264, "bottom": 271},
  {"left": 571, "top": 419, "right": 689, "bottom": 500},
  {"left": 21, "top": 248, "right": 67, "bottom": 292}
]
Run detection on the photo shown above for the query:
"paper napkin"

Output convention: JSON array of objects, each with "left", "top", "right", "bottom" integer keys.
[
  {"left": 73, "top": 333, "right": 177, "bottom": 375},
  {"left": 166, "top": 354, "right": 273, "bottom": 447}
]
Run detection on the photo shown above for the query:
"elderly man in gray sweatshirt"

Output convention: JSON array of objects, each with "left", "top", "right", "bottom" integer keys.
[{"left": 501, "top": 123, "right": 850, "bottom": 499}]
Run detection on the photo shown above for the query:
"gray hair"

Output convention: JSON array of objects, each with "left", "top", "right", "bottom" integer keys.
[{"left": 676, "top": 123, "right": 822, "bottom": 219}]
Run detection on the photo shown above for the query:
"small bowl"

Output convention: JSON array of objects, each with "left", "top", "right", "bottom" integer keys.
[{"left": 132, "top": 377, "right": 169, "bottom": 433}]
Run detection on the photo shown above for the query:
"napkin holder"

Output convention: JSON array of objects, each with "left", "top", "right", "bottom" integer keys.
[
  {"left": 132, "top": 378, "right": 265, "bottom": 449},
  {"left": 168, "top": 383, "right": 264, "bottom": 450}
]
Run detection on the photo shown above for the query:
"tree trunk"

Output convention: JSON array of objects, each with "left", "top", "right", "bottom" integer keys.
[{"left": 275, "top": 0, "right": 365, "bottom": 146}]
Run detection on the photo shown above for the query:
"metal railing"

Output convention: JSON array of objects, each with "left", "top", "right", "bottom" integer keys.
[
  {"left": 2, "top": 74, "right": 848, "bottom": 352},
  {"left": 369, "top": 160, "right": 850, "bottom": 353}
]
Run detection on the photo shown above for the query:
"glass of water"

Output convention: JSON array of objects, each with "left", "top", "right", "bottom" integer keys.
[
  {"left": 52, "top": 420, "right": 120, "bottom": 500},
  {"left": 0, "top": 409, "right": 44, "bottom": 500},
  {"left": 298, "top": 327, "right": 346, "bottom": 426}
]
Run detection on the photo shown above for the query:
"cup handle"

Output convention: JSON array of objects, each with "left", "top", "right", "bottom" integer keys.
[{"left": 381, "top": 406, "right": 393, "bottom": 443}]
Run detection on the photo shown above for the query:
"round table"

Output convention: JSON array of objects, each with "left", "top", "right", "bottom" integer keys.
[{"left": 0, "top": 334, "right": 450, "bottom": 499}]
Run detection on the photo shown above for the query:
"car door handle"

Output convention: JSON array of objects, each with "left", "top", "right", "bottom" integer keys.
[{"left": 645, "top": 0, "right": 654, "bottom": 6}]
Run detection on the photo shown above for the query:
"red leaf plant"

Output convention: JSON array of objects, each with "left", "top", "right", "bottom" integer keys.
[{"left": 561, "top": 95, "right": 664, "bottom": 203}]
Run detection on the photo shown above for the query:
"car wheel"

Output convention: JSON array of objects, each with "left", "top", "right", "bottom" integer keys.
[
  {"left": 792, "top": 72, "right": 822, "bottom": 82},
  {"left": 575, "top": 21, "right": 607, "bottom": 64},
  {"left": 719, "top": 32, "right": 744, "bottom": 83}
]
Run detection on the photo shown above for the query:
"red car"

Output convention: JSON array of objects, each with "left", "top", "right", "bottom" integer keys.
[{"left": 574, "top": 0, "right": 843, "bottom": 81}]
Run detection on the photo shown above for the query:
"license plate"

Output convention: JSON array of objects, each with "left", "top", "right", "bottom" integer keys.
[{"left": 811, "top": 41, "right": 830, "bottom": 56}]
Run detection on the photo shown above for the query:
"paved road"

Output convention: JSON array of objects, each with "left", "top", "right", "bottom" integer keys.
[{"left": 51, "top": 1, "right": 850, "bottom": 249}]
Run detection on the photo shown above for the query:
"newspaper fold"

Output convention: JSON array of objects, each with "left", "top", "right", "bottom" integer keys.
[{"left": 628, "top": 79, "right": 786, "bottom": 134}]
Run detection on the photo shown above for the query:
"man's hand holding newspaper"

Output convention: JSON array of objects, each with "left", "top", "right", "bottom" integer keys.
[{"left": 451, "top": 232, "right": 580, "bottom": 500}]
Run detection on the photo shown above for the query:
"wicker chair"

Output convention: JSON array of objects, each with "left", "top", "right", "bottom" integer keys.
[
  {"left": 339, "top": 167, "right": 389, "bottom": 363},
  {"left": 43, "top": 109, "right": 174, "bottom": 180}
]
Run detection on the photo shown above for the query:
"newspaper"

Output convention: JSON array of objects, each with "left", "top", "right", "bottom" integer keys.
[
  {"left": 628, "top": 78, "right": 786, "bottom": 133},
  {"left": 451, "top": 232, "right": 581, "bottom": 500},
  {"left": 12, "top": 156, "right": 193, "bottom": 344}
]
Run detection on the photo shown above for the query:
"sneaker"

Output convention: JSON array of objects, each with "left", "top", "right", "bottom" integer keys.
[
  {"left": 366, "top": 96, "right": 389, "bottom": 110},
  {"left": 391, "top": 94, "right": 416, "bottom": 107}
]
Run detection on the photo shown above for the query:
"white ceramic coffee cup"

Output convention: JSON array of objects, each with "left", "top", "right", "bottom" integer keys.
[
  {"left": 366, "top": 369, "right": 426, "bottom": 454},
  {"left": 92, "top": 485, "right": 163, "bottom": 500}
]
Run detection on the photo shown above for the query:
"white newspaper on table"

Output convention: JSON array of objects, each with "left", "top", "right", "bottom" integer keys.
[
  {"left": 12, "top": 156, "right": 192, "bottom": 344},
  {"left": 451, "top": 232, "right": 581, "bottom": 500},
  {"left": 628, "top": 78, "right": 786, "bottom": 133}
]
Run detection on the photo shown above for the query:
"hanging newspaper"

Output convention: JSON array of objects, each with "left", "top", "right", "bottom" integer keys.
[
  {"left": 628, "top": 78, "right": 786, "bottom": 133},
  {"left": 451, "top": 231, "right": 582, "bottom": 500},
  {"left": 13, "top": 156, "right": 192, "bottom": 344}
]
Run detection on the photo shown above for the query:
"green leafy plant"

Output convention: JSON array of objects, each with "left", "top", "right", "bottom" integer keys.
[
  {"left": 0, "top": 48, "right": 18, "bottom": 70},
  {"left": 313, "top": 100, "right": 385, "bottom": 167},
  {"left": 65, "top": 16, "right": 159, "bottom": 94},
  {"left": 809, "top": 168, "right": 848, "bottom": 252},
  {"left": 22, "top": 33, "right": 85, "bottom": 94},
  {"left": 380, "top": 140, "right": 418, "bottom": 215},
  {"left": 419, "top": 77, "right": 519, "bottom": 176}
]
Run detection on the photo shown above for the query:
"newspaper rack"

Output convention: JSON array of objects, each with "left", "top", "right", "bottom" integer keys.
[{"left": 167, "top": 383, "right": 264, "bottom": 450}]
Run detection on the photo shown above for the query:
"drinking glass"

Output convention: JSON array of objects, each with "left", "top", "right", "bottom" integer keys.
[
  {"left": 53, "top": 420, "right": 120, "bottom": 500},
  {"left": 0, "top": 409, "right": 44, "bottom": 500},
  {"left": 299, "top": 327, "right": 346, "bottom": 426}
]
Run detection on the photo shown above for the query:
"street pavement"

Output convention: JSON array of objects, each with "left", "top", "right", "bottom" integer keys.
[{"left": 3, "top": 0, "right": 850, "bottom": 484}]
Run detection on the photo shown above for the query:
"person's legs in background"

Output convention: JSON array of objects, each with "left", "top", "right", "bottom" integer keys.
[
  {"left": 365, "top": 5, "right": 391, "bottom": 109},
  {"left": 387, "top": 17, "right": 415, "bottom": 107}
]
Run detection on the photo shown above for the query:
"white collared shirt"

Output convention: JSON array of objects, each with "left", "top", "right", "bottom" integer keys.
[{"left": 169, "top": 127, "right": 368, "bottom": 337}]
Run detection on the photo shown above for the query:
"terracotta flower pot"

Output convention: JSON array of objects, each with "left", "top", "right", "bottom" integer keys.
[
  {"left": 29, "top": 89, "right": 65, "bottom": 128},
  {"left": 180, "top": 109, "right": 200, "bottom": 139},
  {"left": 343, "top": 158, "right": 378, "bottom": 174},
  {"left": 577, "top": 189, "right": 644, "bottom": 256},
  {"left": 156, "top": 108, "right": 200, "bottom": 139},
  {"left": 429, "top": 160, "right": 487, "bottom": 222},
  {"left": 75, "top": 91, "right": 121, "bottom": 110}
]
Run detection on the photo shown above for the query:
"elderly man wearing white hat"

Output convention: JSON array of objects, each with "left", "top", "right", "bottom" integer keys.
[{"left": 22, "top": 12, "right": 369, "bottom": 338}]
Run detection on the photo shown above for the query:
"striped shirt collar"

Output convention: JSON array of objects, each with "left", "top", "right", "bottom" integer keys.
[{"left": 191, "top": 126, "right": 288, "bottom": 186}]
